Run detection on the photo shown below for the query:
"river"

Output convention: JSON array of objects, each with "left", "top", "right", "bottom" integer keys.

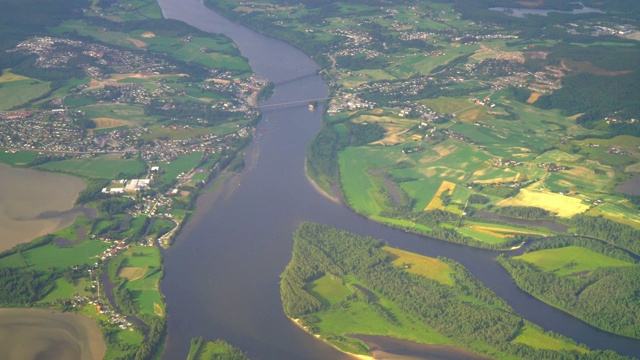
[{"left": 156, "top": 0, "right": 640, "bottom": 358}]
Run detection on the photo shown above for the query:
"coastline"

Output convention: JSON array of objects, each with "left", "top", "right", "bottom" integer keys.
[
  {"left": 288, "top": 317, "right": 374, "bottom": 360},
  {"left": 304, "top": 158, "right": 340, "bottom": 204}
]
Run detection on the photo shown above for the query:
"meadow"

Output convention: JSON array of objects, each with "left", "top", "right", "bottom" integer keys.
[
  {"left": 114, "top": 245, "right": 165, "bottom": 317},
  {"left": 0, "top": 71, "right": 50, "bottom": 110},
  {"left": 38, "top": 155, "right": 146, "bottom": 179},
  {"left": 514, "top": 246, "right": 634, "bottom": 277}
]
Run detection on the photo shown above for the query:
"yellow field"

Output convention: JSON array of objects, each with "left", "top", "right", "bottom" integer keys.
[
  {"left": 127, "top": 38, "right": 148, "bottom": 48},
  {"left": 140, "top": 32, "right": 156, "bottom": 38},
  {"left": 0, "top": 71, "right": 30, "bottom": 83},
  {"left": 383, "top": 246, "right": 453, "bottom": 285},
  {"left": 92, "top": 117, "right": 132, "bottom": 129},
  {"left": 467, "top": 225, "right": 547, "bottom": 238},
  {"left": 424, "top": 181, "right": 456, "bottom": 211},
  {"left": 497, "top": 188, "right": 589, "bottom": 217},
  {"left": 526, "top": 93, "right": 541, "bottom": 103},
  {"left": 153, "top": 303, "right": 163, "bottom": 316},
  {"left": 118, "top": 267, "right": 146, "bottom": 281}
]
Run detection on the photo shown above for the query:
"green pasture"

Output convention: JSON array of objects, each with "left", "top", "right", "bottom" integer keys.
[
  {"left": 306, "top": 275, "right": 352, "bottom": 306},
  {"left": 122, "top": 245, "right": 161, "bottom": 268},
  {"left": 572, "top": 143, "right": 637, "bottom": 168},
  {"left": 398, "top": 177, "right": 442, "bottom": 211},
  {"left": 0, "top": 150, "right": 37, "bottom": 166},
  {"left": 0, "top": 77, "right": 50, "bottom": 110},
  {"left": 311, "top": 280, "right": 454, "bottom": 353},
  {"left": 144, "top": 124, "right": 212, "bottom": 141},
  {"left": 387, "top": 44, "right": 479, "bottom": 77},
  {"left": 39, "top": 278, "right": 86, "bottom": 303},
  {"left": 0, "top": 240, "right": 109, "bottom": 272},
  {"left": 338, "top": 146, "right": 402, "bottom": 215},
  {"left": 587, "top": 202, "right": 640, "bottom": 228},
  {"left": 38, "top": 155, "right": 146, "bottom": 179},
  {"left": 457, "top": 228, "right": 508, "bottom": 245},
  {"left": 370, "top": 215, "right": 433, "bottom": 233},
  {"left": 515, "top": 246, "right": 634, "bottom": 277},
  {"left": 155, "top": 151, "right": 203, "bottom": 187},
  {"left": 118, "top": 215, "right": 149, "bottom": 239},
  {"left": 117, "top": 329, "right": 144, "bottom": 346},
  {"left": 78, "top": 103, "right": 149, "bottom": 123},
  {"left": 512, "top": 326, "right": 587, "bottom": 353}
]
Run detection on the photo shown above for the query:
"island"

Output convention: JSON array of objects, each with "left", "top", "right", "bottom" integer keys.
[{"left": 281, "top": 222, "right": 626, "bottom": 359}]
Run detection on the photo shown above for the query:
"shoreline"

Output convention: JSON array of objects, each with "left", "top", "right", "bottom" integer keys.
[
  {"left": 304, "top": 158, "right": 340, "bottom": 204},
  {"left": 288, "top": 317, "right": 374, "bottom": 360}
]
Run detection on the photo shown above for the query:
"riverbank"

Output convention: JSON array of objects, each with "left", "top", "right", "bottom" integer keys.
[{"left": 289, "top": 317, "right": 374, "bottom": 360}]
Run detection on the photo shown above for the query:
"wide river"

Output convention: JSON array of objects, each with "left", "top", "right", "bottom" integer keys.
[{"left": 157, "top": 0, "right": 640, "bottom": 358}]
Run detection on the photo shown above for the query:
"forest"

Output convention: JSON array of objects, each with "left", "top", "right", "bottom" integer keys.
[
  {"left": 281, "top": 223, "right": 626, "bottom": 359},
  {"left": 499, "top": 236, "right": 640, "bottom": 338}
]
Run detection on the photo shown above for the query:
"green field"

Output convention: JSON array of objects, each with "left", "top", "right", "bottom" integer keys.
[
  {"left": 38, "top": 155, "right": 146, "bottom": 179},
  {"left": 305, "top": 275, "right": 352, "bottom": 306},
  {"left": 0, "top": 71, "right": 50, "bottom": 110},
  {"left": 515, "top": 246, "right": 634, "bottom": 277},
  {"left": 511, "top": 326, "right": 586, "bottom": 353},
  {"left": 0, "top": 150, "right": 37, "bottom": 166},
  {"left": 0, "top": 240, "right": 108, "bottom": 272},
  {"left": 116, "top": 246, "right": 165, "bottom": 317},
  {"left": 155, "top": 151, "right": 203, "bottom": 188}
]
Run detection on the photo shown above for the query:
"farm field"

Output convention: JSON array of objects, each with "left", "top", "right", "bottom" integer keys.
[
  {"left": 115, "top": 245, "right": 165, "bottom": 317},
  {"left": 511, "top": 326, "right": 586, "bottom": 353},
  {"left": 0, "top": 150, "right": 37, "bottom": 166},
  {"left": 0, "top": 71, "right": 50, "bottom": 110},
  {"left": 497, "top": 188, "right": 589, "bottom": 218},
  {"left": 514, "top": 246, "right": 634, "bottom": 276},
  {"left": 383, "top": 246, "right": 452, "bottom": 285},
  {"left": 38, "top": 155, "right": 146, "bottom": 179}
]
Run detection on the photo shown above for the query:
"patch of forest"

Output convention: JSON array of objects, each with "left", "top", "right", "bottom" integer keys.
[{"left": 281, "top": 222, "right": 626, "bottom": 359}]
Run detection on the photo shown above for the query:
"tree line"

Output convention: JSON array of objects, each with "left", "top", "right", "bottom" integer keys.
[{"left": 281, "top": 223, "right": 625, "bottom": 359}]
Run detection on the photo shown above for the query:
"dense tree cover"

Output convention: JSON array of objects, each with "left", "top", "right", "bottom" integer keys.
[
  {"left": 113, "top": 283, "right": 138, "bottom": 315},
  {"left": 468, "top": 194, "right": 490, "bottom": 204},
  {"left": 189, "top": 338, "right": 249, "bottom": 360},
  {"left": 570, "top": 215, "right": 640, "bottom": 256},
  {"left": 98, "top": 198, "right": 136, "bottom": 215},
  {"left": 307, "top": 124, "right": 341, "bottom": 183},
  {"left": 0, "top": 0, "right": 88, "bottom": 52},
  {"left": 345, "top": 122, "right": 385, "bottom": 146},
  {"left": 500, "top": 238, "right": 640, "bottom": 338},
  {"left": 0, "top": 267, "right": 55, "bottom": 305},
  {"left": 145, "top": 100, "right": 242, "bottom": 126},
  {"left": 75, "top": 179, "right": 111, "bottom": 204},
  {"left": 496, "top": 206, "right": 552, "bottom": 219},
  {"left": 282, "top": 223, "right": 625, "bottom": 359}
]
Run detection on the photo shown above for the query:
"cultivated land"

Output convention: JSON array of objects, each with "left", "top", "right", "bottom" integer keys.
[
  {"left": 0, "top": 0, "right": 268, "bottom": 358},
  {"left": 281, "top": 223, "right": 609, "bottom": 359},
  {"left": 206, "top": 0, "right": 639, "bottom": 251}
]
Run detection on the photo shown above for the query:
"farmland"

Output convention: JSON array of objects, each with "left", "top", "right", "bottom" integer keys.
[{"left": 281, "top": 223, "right": 598, "bottom": 359}]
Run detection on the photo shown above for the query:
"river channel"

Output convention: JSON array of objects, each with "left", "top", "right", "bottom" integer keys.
[{"left": 156, "top": 0, "right": 640, "bottom": 358}]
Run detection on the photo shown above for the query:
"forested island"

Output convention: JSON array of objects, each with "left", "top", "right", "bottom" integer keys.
[{"left": 281, "top": 222, "right": 627, "bottom": 359}]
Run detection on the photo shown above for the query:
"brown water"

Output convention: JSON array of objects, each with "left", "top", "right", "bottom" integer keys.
[
  {"left": 0, "top": 308, "right": 106, "bottom": 360},
  {"left": 0, "top": 163, "right": 86, "bottom": 252},
  {"left": 349, "top": 335, "right": 491, "bottom": 360}
]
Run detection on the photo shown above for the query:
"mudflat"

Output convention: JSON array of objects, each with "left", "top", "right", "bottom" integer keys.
[
  {"left": 0, "top": 308, "right": 106, "bottom": 360},
  {"left": 0, "top": 163, "right": 85, "bottom": 251}
]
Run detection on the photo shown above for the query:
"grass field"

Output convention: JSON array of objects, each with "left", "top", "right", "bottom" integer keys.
[
  {"left": 497, "top": 188, "right": 589, "bottom": 218},
  {"left": 155, "top": 151, "right": 203, "bottom": 188},
  {"left": 383, "top": 246, "right": 453, "bottom": 285},
  {"left": 0, "top": 73, "right": 50, "bottom": 110},
  {"left": 305, "top": 275, "right": 352, "bottom": 306},
  {"left": 38, "top": 155, "right": 146, "bottom": 179},
  {"left": 118, "top": 245, "right": 165, "bottom": 317},
  {"left": 0, "top": 240, "right": 109, "bottom": 272},
  {"left": 0, "top": 150, "right": 37, "bottom": 165},
  {"left": 512, "top": 326, "right": 587, "bottom": 353},
  {"left": 515, "top": 246, "right": 634, "bottom": 277}
]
